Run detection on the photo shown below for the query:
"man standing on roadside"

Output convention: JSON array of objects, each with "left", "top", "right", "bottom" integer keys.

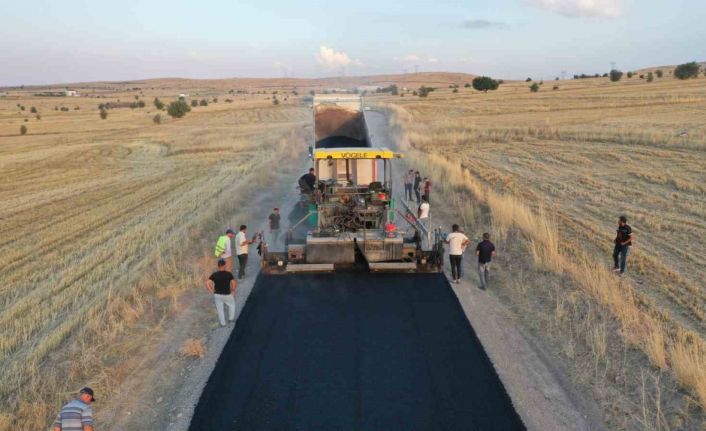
[
  {"left": 418, "top": 197, "right": 430, "bottom": 222},
  {"left": 53, "top": 387, "right": 96, "bottom": 431},
  {"left": 404, "top": 169, "right": 414, "bottom": 202},
  {"left": 446, "top": 224, "right": 470, "bottom": 284},
  {"left": 268, "top": 208, "right": 281, "bottom": 245},
  {"left": 235, "top": 225, "right": 255, "bottom": 279},
  {"left": 422, "top": 177, "right": 432, "bottom": 203},
  {"left": 206, "top": 258, "right": 237, "bottom": 327},
  {"left": 214, "top": 229, "right": 235, "bottom": 273},
  {"left": 612, "top": 215, "right": 634, "bottom": 276},
  {"left": 413, "top": 171, "right": 422, "bottom": 204},
  {"left": 475, "top": 233, "right": 496, "bottom": 290}
]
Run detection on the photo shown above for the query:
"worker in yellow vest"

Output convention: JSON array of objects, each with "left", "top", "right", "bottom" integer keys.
[{"left": 215, "top": 229, "right": 235, "bottom": 273}]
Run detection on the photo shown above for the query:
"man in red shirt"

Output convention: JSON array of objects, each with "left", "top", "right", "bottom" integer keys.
[{"left": 422, "top": 177, "right": 432, "bottom": 203}]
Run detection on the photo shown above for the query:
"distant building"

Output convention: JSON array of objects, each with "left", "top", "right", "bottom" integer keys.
[
  {"left": 357, "top": 85, "right": 381, "bottom": 93},
  {"left": 64, "top": 90, "right": 78, "bottom": 96},
  {"left": 178, "top": 93, "right": 189, "bottom": 98}
]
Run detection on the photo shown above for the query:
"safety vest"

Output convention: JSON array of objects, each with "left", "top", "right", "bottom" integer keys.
[{"left": 215, "top": 235, "right": 228, "bottom": 257}]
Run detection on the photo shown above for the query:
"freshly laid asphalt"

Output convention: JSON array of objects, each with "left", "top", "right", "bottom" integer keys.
[{"left": 189, "top": 273, "right": 525, "bottom": 431}]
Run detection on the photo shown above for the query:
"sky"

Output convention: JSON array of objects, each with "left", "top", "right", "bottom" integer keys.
[{"left": 1, "top": 0, "right": 705, "bottom": 85}]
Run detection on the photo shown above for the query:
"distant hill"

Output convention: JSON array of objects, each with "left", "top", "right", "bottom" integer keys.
[
  {"left": 634, "top": 61, "right": 706, "bottom": 74},
  {"left": 17, "top": 72, "right": 477, "bottom": 92}
]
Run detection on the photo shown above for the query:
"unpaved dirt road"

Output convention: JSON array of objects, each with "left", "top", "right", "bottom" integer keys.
[{"left": 188, "top": 273, "right": 525, "bottom": 431}]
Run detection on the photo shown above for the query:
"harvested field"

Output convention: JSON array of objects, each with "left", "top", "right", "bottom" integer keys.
[
  {"left": 0, "top": 89, "right": 309, "bottom": 429},
  {"left": 374, "top": 75, "right": 706, "bottom": 428}
]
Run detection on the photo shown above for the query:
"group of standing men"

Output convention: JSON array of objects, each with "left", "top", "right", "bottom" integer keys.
[
  {"left": 444, "top": 225, "right": 496, "bottom": 288},
  {"left": 209, "top": 225, "right": 257, "bottom": 327},
  {"left": 443, "top": 215, "right": 635, "bottom": 289},
  {"left": 403, "top": 169, "right": 431, "bottom": 205}
]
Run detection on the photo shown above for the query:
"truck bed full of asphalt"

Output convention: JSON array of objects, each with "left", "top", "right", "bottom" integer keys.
[{"left": 189, "top": 273, "right": 525, "bottom": 431}]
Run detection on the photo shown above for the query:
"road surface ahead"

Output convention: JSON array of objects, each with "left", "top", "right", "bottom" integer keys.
[{"left": 189, "top": 273, "right": 525, "bottom": 431}]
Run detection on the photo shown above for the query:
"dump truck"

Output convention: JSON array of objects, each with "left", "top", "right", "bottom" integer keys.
[{"left": 261, "top": 95, "right": 444, "bottom": 273}]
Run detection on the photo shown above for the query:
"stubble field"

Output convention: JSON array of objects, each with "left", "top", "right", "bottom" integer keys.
[
  {"left": 0, "top": 87, "right": 308, "bottom": 428},
  {"left": 379, "top": 74, "right": 706, "bottom": 429}
]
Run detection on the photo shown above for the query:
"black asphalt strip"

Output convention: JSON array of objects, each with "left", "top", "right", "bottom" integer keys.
[{"left": 189, "top": 273, "right": 526, "bottom": 431}]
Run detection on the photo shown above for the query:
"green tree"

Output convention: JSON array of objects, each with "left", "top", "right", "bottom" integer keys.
[
  {"left": 417, "top": 86, "right": 435, "bottom": 97},
  {"left": 99, "top": 109, "right": 108, "bottom": 119},
  {"left": 529, "top": 82, "right": 540, "bottom": 92},
  {"left": 167, "top": 100, "right": 191, "bottom": 118},
  {"left": 191, "top": 99, "right": 198, "bottom": 107},
  {"left": 30, "top": 106, "right": 37, "bottom": 113},
  {"left": 655, "top": 70, "right": 663, "bottom": 78},
  {"left": 609, "top": 69, "right": 623, "bottom": 82},
  {"left": 153, "top": 97, "right": 164, "bottom": 110},
  {"left": 471, "top": 76, "right": 500, "bottom": 92},
  {"left": 199, "top": 99, "right": 208, "bottom": 106},
  {"left": 647, "top": 72, "right": 654, "bottom": 82},
  {"left": 674, "top": 62, "right": 700, "bottom": 79},
  {"left": 20, "top": 125, "right": 27, "bottom": 135},
  {"left": 153, "top": 114, "right": 161, "bottom": 124},
  {"left": 627, "top": 71, "right": 634, "bottom": 78},
  {"left": 273, "top": 98, "right": 280, "bottom": 105},
  {"left": 552, "top": 85, "right": 559, "bottom": 91},
  {"left": 525, "top": 77, "right": 532, "bottom": 82}
]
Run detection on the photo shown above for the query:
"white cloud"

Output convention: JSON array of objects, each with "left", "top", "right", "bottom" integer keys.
[
  {"left": 525, "top": 0, "right": 622, "bottom": 18},
  {"left": 315, "top": 46, "right": 361, "bottom": 70},
  {"left": 402, "top": 54, "right": 420, "bottom": 62}
]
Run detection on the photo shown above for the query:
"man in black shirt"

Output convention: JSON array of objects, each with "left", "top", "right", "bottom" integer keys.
[
  {"left": 612, "top": 215, "right": 633, "bottom": 275},
  {"left": 413, "top": 171, "right": 422, "bottom": 205},
  {"left": 268, "top": 207, "right": 281, "bottom": 245},
  {"left": 475, "top": 233, "right": 496, "bottom": 290},
  {"left": 299, "top": 168, "right": 316, "bottom": 193},
  {"left": 206, "top": 259, "right": 237, "bottom": 327}
]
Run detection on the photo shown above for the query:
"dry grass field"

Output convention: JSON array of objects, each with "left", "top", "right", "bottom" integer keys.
[
  {"left": 375, "top": 74, "right": 706, "bottom": 429},
  {"left": 1, "top": 70, "right": 704, "bottom": 430},
  {"left": 0, "top": 87, "right": 308, "bottom": 428}
]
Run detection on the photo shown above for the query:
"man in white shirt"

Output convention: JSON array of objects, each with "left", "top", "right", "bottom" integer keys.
[
  {"left": 418, "top": 197, "right": 430, "bottom": 220},
  {"left": 445, "top": 224, "right": 470, "bottom": 284},
  {"left": 235, "top": 224, "right": 255, "bottom": 279}
]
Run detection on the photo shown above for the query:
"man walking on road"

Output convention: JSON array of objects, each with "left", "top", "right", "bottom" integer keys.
[
  {"left": 404, "top": 169, "right": 414, "bottom": 202},
  {"left": 235, "top": 225, "right": 255, "bottom": 279},
  {"left": 612, "top": 215, "right": 634, "bottom": 276},
  {"left": 214, "top": 229, "right": 235, "bottom": 273},
  {"left": 53, "top": 387, "right": 96, "bottom": 431},
  {"left": 475, "top": 233, "right": 496, "bottom": 290},
  {"left": 206, "top": 258, "right": 237, "bottom": 327},
  {"left": 446, "top": 224, "right": 470, "bottom": 284},
  {"left": 268, "top": 208, "right": 281, "bottom": 245},
  {"left": 413, "top": 171, "right": 422, "bottom": 204}
]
